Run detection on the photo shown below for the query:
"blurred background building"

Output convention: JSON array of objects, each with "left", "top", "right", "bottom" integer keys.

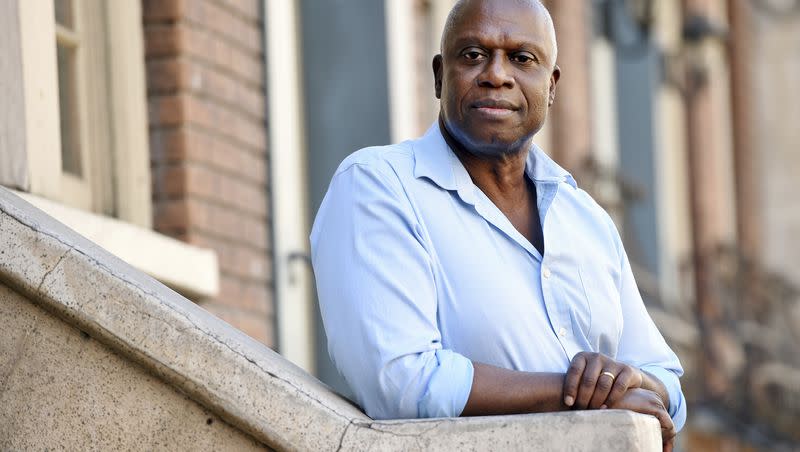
[{"left": 1, "top": 0, "right": 798, "bottom": 450}]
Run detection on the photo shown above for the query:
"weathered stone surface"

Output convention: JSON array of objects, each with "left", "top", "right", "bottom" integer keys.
[
  {"left": 0, "top": 187, "right": 663, "bottom": 451},
  {"left": 0, "top": 284, "right": 268, "bottom": 451},
  {"left": 0, "top": 188, "right": 364, "bottom": 451},
  {"left": 339, "top": 410, "right": 662, "bottom": 451}
]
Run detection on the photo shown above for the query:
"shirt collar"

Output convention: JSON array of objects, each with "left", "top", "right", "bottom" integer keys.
[
  {"left": 413, "top": 122, "right": 577, "bottom": 194},
  {"left": 526, "top": 142, "right": 577, "bottom": 189}
]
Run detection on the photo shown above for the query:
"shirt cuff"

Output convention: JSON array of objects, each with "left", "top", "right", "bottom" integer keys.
[
  {"left": 641, "top": 365, "right": 687, "bottom": 432},
  {"left": 418, "top": 350, "right": 474, "bottom": 418}
]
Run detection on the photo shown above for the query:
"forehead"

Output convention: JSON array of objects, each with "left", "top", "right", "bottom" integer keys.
[{"left": 446, "top": 0, "right": 551, "bottom": 50}]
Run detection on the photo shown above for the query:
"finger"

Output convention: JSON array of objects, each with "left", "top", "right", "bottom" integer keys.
[
  {"left": 588, "top": 368, "right": 617, "bottom": 409},
  {"left": 632, "top": 368, "right": 644, "bottom": 389},
  {"left": 655, "top": 409, "right": 676, "bottom": 443},
  {"left": 663, "top": 437, "right": 674, "bottom": 452},
  {"left": 575, "top": 355, "right": 604, "bottom": 409},
  {"left": 604, "top": 366, "right": 636, "bottom": 407},
  {"left": 563, "top": 353, "right": 588, "bottom": 407}
]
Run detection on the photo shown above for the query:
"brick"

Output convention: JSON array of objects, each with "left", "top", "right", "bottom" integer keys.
[
  {"left": 212, "top": 0, "right": 261, "bottom": 23},
  {"left": 183, "top": 96, "right": 266, "bottom": 152},
  {"left": 194, "top": 130, "right": 267, "bottom": 183},
  {"left": 151, "top": 165, "right": 189, "bottom": 199},
  {"left": 153, "top": 199, "right": 189, "bottom": 231},
  {"left": 200, "top": 302, "right": 273, "bottom": 346},
  {"left": 176, "top": 199, "right": 269, "bottom": 250},
  {"left": 178, "top": 127, "right": 266, "bottom": 183},
  {"left": 233, "top": 311, "right": 273, "bottom": 345},
  {"left": 153, "top": 163, "right": 268, "bottom": 219},
  {"left": 148, "top": 94, "right": 186, "bottom": 126},
  {"left": 146, "top": 58, "right": 189, "bottom": 94},
  {"left": 185, "top": 61, "right": 265, "bottom": 120},
  {"left": 145, "top": 0, "right": 273, "bottom": 348},
  {"left": 150, "top": 95, "right": 265, "bottom": 154},
  {"left": 218, "top": 275, "right": 272, "bottom": 316},
  {"left": 144, "top": 23, "right": 186, "bottom": 57},
  {"left": 149, "top": 127, "right": 188, "bottom": 164},
  {"left": 142, "top": 0, "right": 185, "bottom": 23},
  {"left": 182, "top": 25, "right": 264, "bottom": 87},
  {"left": 184, "top": 0, "right": 263, "bottom": 56},
  {"left": 189, "top": 231, "right": 271, "bottom": 283}
]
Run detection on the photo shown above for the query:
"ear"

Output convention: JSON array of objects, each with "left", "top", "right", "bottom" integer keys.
[
  {"left": 548, "top": 65, "right": 561, "bottom": 106},
  {"left": 432, "top": 54, "right": 443, "bottom": 99}
]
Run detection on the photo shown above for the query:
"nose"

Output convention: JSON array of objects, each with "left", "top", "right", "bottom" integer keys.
[{"left": 478, "top": 53, "right": 515, "bottom": 89}]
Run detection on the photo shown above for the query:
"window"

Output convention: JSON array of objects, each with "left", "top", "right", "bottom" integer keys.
[
  {"left": 53, "top": 0, "right": 123, "bottom": 218},
  {"left": 1, "top": 0, "right": 217, "bottom": 300},
  {"left": 4, "top": 0, "right": 152, "bottom": 227}
]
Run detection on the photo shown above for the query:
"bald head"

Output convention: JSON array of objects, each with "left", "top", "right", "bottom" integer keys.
[{"left": 440, "top": 0, "right": 558, "bottom": 67}]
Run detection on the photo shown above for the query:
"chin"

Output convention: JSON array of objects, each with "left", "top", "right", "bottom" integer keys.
[
  {"left": 441, "top": 117, "right": 533, "bottom": 158},
  {"left": 464, "top": 132, "right": 531, "bottom": 158}
]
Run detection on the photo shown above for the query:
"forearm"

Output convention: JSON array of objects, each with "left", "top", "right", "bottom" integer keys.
[{"left": 460, "top": 362, "right": 569, "bottom": 416}]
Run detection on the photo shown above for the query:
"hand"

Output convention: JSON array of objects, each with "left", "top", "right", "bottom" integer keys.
[
  {"left": 563, "top": 351, "right": 644, "bottom": 410},
  {"left": 605, "top": 388, "right": 676, "bottom": 452}
]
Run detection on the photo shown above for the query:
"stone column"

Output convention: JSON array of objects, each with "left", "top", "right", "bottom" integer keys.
[
  {"left": 727, "top": 0, "right": 762, "bottom": 279},
  {"left": 543, "top": 0, "right": 593, "bottom": 181},
  {"left": 681, "top": 0, "right": 728, "bottom": 398}
]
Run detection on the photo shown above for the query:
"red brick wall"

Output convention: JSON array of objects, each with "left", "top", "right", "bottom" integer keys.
[{"left": 142, "top": 0, "right": 273, "bottom": 345}]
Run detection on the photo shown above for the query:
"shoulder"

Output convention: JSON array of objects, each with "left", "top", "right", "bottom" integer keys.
[
  {"left": 317, "top": 141, "right": 425, "bottom": 213},
  {"left": 334, "top": 142, "right": 416, "bottom": 182}
]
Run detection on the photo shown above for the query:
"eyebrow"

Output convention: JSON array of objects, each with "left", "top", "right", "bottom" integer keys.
[{"left": 450, "top": 35, "right": 549, "bottom": 58}]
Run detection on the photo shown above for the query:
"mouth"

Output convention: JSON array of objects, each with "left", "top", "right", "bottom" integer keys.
[{"left": 471, "top": 99, "right": 518, "bottom": 117}]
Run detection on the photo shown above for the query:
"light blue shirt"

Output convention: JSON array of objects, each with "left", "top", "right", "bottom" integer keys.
[{"left": 310, "top": 123, "right": 686, "bottom": 430}]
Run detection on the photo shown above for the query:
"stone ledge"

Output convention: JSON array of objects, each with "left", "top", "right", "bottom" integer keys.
[
  {"left": 0, "top": 187, "right": 662, "bottom": 451},
  {"left": 12, "top": 190, "right": 219, "bottom": 299}
]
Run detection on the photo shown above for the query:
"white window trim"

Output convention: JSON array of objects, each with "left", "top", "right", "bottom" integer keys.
[
  {"left": 105, "top": 0, "right": 152, "bottom": 228},
  {"left": 14, "top": 190, "right": 219, "bottom": 300},
  {"left": 5, "top": 1, "right": 211, "bottom": 299},
  {"left": 16, "top": 0, "right": 152, "bottom": 228},
  {"left": 18, "top": 0, "right": 62, "bottom": 200},
  {"left": 385, "top": 0, "right": 419, "bottom": 143},
  {"left": 266, "top": 0, "right": 315, "bottom": 373}
]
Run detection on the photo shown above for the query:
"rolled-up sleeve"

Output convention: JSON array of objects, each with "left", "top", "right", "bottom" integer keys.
[
  {"left": 611, "top": 217, "right": 688, "bottom": 431},
  {"left": 310, "top": 160, "right": 474, "bottom": 420}
]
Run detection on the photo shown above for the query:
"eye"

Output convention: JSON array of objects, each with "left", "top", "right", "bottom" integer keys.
[
  {"left": 510, "top": 52, "right": 537, "bottom": 65},
  {"left": 460, "top": 48, "right": 486, "bottom": 62}
]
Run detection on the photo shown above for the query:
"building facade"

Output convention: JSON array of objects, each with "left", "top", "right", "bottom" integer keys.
[{"left": 2, "top": 0, "right": 799, "bottom": 449}]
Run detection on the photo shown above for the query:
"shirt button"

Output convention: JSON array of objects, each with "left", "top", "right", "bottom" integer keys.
[
  {"left": 543, "top": 267, "right": 551, "bottom": 279},
  {"left": 558, "top": 327, "right": 567, "bottom": 337}
]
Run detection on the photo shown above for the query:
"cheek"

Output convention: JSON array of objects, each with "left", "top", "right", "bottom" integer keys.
[
  {"left": 442, "top": 85, "right": 468, "bottom": 119},
  {"left": 523, "top": 80, "right": 551, "bottom": 117}
]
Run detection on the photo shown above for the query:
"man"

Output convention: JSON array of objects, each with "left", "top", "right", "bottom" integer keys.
[{"left": 311, "top": 0, "right": 686, "bottom": 449}]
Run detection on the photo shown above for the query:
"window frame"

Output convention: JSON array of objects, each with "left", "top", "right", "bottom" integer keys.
[{"left": 12, "top": 0, "right": 151, "bottom": 228}]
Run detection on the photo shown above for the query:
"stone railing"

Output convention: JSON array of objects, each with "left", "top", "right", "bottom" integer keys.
[{"left": 0, "top": 188, "right": 662, "bottom": 451}]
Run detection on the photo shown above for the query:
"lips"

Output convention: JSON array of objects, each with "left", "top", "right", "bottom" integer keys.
[
  {"left": 470, "top": 99, "right": 519, "bottom": 119},
  {"left": 471, "top": 99, "right": 519, "bottom": 111}
]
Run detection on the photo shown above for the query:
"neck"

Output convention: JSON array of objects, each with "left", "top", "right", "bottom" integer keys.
[{"left": 439, "top": 116, "right": 530, "bottom": 198}]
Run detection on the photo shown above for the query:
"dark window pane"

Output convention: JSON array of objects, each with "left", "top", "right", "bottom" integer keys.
[
  {"left": 54, "top": 0, "right": 73, "bottom": 28},
  {"left": 57, "top": 43, "right": 82, "bottom": 177}
]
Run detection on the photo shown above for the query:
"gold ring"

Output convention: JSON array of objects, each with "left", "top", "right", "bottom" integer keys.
[{"left": 601, "top": 371, "right": 616, "bottom": 381}]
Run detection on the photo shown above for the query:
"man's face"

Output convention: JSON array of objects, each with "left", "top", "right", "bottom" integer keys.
[{"left": 434, "top": 0, "right": 559, "bottom": 156}]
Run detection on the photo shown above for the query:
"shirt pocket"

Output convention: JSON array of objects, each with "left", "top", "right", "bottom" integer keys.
[{"left": 578, "top": 263, "right": 623, "bottom": 357}]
